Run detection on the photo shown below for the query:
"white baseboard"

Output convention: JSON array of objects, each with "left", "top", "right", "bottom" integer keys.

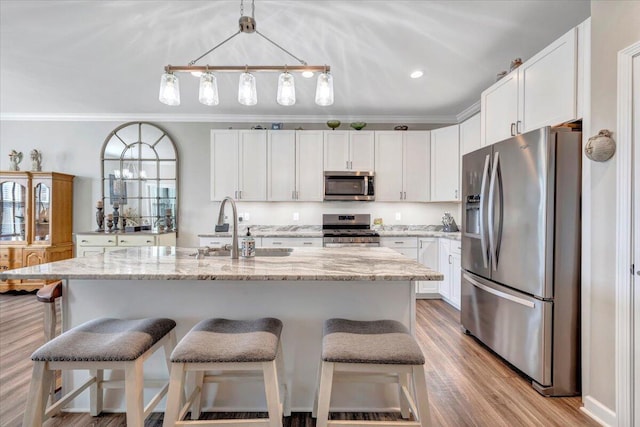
[{"left": 581, "top": 395, "right": 616, "bottom": 426}]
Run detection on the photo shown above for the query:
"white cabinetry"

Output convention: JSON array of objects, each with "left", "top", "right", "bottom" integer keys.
[
  {"left": 417, "top": 238, "right": 439, "bottom": 297},
  {"left": 262, "top": 237, "right": 322, "bottom": 247},
  {"left": 460, "top": 113, "right": 481, "bottom": 156},
  {"left": 267, "top": 131, "right": 324, "bottom": 201},
  {"left": 76, "top": 232, "right": 176, "bottom": 257},
  {"left": 375, "top": 131, "right": 430, "bottom": 201},
  {"left": 437, "top": 239, "right": 461, "bottom": 309},
  {"left": 481, "top": 27, "right": 578, "bottom": 146},
  {"left": 210, "top": 130, "right": 267, "bottom": 201},
  {"left": 430, "top": 124, "right": 460, "bottom": 202},
  {"left": 324, "top": 131, "right": 374, "bottom": 171}
]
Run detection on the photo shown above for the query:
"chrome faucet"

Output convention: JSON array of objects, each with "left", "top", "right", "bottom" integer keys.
[{"left": 217, "top": 196, "right": 239, "bottom": 259}]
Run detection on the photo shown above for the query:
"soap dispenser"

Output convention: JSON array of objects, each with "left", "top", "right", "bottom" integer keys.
[{"left": 241, "top": 227, "right": 256, "bottom": 258}]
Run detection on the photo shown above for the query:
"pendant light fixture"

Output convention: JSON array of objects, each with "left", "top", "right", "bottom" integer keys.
[{"left": 159, "top": 0, "right": 333, "bottom": 107}]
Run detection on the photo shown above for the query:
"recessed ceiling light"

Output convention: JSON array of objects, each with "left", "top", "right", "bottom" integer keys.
[
  {"left": 410, "top": 70, "right": 424, "bottom": 79},
  {"left": 302, "top": 71, "right": 314, "bottom": 78}
]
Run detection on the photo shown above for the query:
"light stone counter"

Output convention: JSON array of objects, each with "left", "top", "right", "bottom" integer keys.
[{"left": 1, "top": 246, "right": 442, "bottom": 412}]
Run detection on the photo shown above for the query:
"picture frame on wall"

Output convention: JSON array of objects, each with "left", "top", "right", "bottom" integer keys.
[{"left": 109, "top": 174, "right": 127, "bottom": 205}]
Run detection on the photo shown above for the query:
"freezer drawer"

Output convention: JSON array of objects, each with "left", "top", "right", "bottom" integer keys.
[{"left": 461, "top": 271, "right": 552, "bottom": 386}]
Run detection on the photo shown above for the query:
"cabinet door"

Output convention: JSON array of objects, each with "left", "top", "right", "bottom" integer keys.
[
  {"left": 431, "top": 125, "right": 460, "bottom": 202},
  {"left": 324, "top": 131, "right": 350, "bottom": 171},
  {"left": 481, "top": 71, "right": 519, "bottom": 146},
  {"left": 156, "top": 232, "right": 177, "bottom": 246},
  {"left": 210, "top": 130, "right": 239, "bottom": 201},
  {"left": 296, "top": 131, "right": 324, "bottom": 201},
  {"left": 117, "top": 235, "right": 155, "bottom": 246},
  {"left": 374, "top": 132, "right": 404, "bottom": 201},
  {"left": 238, "top": 131, "right": 267, "bottom": 201},
  {"left": 450, "top": 252, "right": 462, "bottom": 309},
  {"left": 417, "top": 238, "right": 439, "bottom": 295},
  {"left": 262, "top": 237, "right": 322, "bottom": 247},
  {"left": 438, "top": 239, "right": 452, "bottom": 300},
  {"left": 460, "top": 113, "right": 481, "bottom": 155},
  {"left": 267, "top": 131, "right": 296, "bottom": 201},
  {"left": 403, "top": 131, "right": 430, "bottom": 202},
  {"left": 349, "top": 131, "right": 375, "bottom": 171},
  {"left": 519, "top": 27, "right": 577, "bottom": 133}
]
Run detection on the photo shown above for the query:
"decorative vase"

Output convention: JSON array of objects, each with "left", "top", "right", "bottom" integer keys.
[{"left": 585, "top": 129, "right": 616, "bottom": 162}]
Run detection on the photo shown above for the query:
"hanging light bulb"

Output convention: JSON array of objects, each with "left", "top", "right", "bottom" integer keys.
[
  {"left": 315, "top": 71, "right": 334, "bottom": 106},
  {"left": 199, "top": 72, "right": 219, "bottom": 106},
  {"left": 276, "top": 71, "right": 296, "bottom": 106},
  {"left": 159, "top": 72, "right": 180, "bottom": 106},
  {"left": 238, "top": 72, "right": 257, "bottom": 106}
]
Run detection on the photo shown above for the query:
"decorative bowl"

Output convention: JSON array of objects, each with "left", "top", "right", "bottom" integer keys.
[
  {"left": 350, "top": 122, "right": 367, "bottom": 131},
  {"left": 394, "top": 125, "right": 409, "bottom": 131},
  {"left": 326, "top": 120, "right": 341, "bottom": 130}
]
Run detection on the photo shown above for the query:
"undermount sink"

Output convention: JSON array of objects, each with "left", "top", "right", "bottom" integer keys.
[{"left": 192, "top": 247, "right": 293, "bottom": 258}]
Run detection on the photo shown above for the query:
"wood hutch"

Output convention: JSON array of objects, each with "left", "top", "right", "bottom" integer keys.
[{"left": 0, "top": 171, "right": 74, "bottom": 292}]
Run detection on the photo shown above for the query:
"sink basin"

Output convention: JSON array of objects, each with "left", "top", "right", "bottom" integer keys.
[{"left": 192, "top": 247, "right": 293, "bottom": 257}]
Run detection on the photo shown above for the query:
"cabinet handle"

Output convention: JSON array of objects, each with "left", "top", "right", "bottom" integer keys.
[
  {"left": 510, "top": 123, "right": 516, "bottom": 136},
  {"left": 146, "top": 240, "right": 152, "bottom": 243},
  {"left": 516, "top": 120, "right": 522, "bottom": 134},
  {"left": 420, "top": 241, "right": 423, "bottom": 249},
  {"left": 107, "top": 240, "right": 114, "bottom": 243},
  {"left": 120, "top": 240, "right": 126, "bottom": 243},
  {"left": 81, "top": 239, "right": 88, "bottom": 243},
  {"left": 395, "top": 241, "right": 404, "bottom": 245},
  {"left": 454, "top": 189, "right": 458, "bottom": 199},
  {"left": 296, "top": 191, "right": 299, "bottom": 199},
  {"left": 449, "top": 254, "right": 452, "bottom": 264},
  {"left": 404, "top": 191, "right": 407, "bottom": 200},
  {"left": 303, "top": 242, "right": 313, "bottom": 245},
  {"left": 400, "top": 191, "right": 403, "bottom": 200},
  {"left": 234, "top": 190, "right": 238, "bottom": 199},
  {"left": 272, "top": 241, "right": 282, "bottom": 245},
  {"left": 292, "top": 190, "right": 296, "bottom": 200},
  {"left": 346, "top": 161, "right": 349, "bottom": 169}
]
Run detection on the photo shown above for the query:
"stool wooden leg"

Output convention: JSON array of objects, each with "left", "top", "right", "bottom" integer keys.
[
  {"left": 124, "top": 359, "right": 145, "bottom": 427},
  {"left": 312, "top": 361, "right": 322, "bottom": 418},
  {"left": 89, "top": 369, "right": 103, "bottom": 416},
  {"left": 412, "top": 365, "right": 432, "bottom": 427},
  {"left": 190, "top": 371, "right": 205, "bottom": 420},
  {"left": 43, "top": 301, "right": 57, "bottom": 406},
  {"left": 263, "top": 360, "right": 283, "bottom": 427},
  {"left": 399, "top": 372, "right": 411, "bottom": 419},
  {"left": 275, "top": 341, "right": 290, "bottom": 417},
  {"left": 22, "top": 361, "right": 52, "bottom": 427},
  {"left": 163, "top": 363, "right": 186, "bottom": 427},
  {"left": 315, "top": 361, "right": 334, "bottom": 427}
]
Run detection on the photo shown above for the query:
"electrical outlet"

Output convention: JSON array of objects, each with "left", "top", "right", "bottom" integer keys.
[
  {"left": 293, "top": 212, "right": 300, "bottom": 221},
  {"left": 395, "top": 212, "right": 402, "bottom": 221},
  {"left": 244, "top": 212, "right": 250, "bottom": 221}
]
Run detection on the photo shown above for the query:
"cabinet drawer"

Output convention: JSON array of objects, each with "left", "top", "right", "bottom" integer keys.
[
  {"left": 450, "top": 240, "right": 462, "bottom": 255},
  {"left": 380, "top": 237, "right": 417, "bottom": 248},
  {"left": 76, "top": 234, "right": 117, "bottom": 246},
  {"left": 117, "top": 235, "right": 156, "bottom": 246},
  {"left": 199, "top": 237, "right": 233, "bottom": 248},
  {"left": 262, "top": 237, "right": 321, "bottom": 247}
]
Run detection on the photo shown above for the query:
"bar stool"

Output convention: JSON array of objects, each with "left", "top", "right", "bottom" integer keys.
[
  {"left": 23, "top": 317, "right": 177, "bottom": 427},
  {"left": 313, "top": 318, "right": 432, "bottom": 427},
  {"left": 162, "top": 317, "right": 288, "bottom": 427},
  {"left": 35, "top": 280, "right": 63, "bottom": 406}
]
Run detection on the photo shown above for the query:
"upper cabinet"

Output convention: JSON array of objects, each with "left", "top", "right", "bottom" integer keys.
[
  {"left": 481, "top": 27, "right": 579, "bottom": 146},
  {"left": 431, "top": 124, "right": 460, "bottom": 202},
  {"left": 324, "top": 131, "right": 375, "bottom": 171},
  {"left": 267, "top": 130, "right": 323, "bottom": 201},
  {"left": 460, "top": 113, "right": 481, "bottom": 156},
  {"left": 211, "top": 130, "right": 267, "bottom": 201},
  {"left": 375, "top": 131, "right": 430, "bottom": 202}
]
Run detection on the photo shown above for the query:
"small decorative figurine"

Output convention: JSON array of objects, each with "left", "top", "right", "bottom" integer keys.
[
  {"left": 112, "top": 202, "right": 120, "bottom": 231},
  {"left": 30, "top": 149, "right": 42, "bottom": 171},
  {"left": 8, "top": 150, "right": 23, "bottom": 171},
  {"left": 106, "top": 213, "right": 114, "bottom": 233}
]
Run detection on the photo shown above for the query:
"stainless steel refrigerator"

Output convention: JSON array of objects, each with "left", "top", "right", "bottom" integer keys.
[{"left": 460, "top": 126, "right": 581, "bottom": 396}]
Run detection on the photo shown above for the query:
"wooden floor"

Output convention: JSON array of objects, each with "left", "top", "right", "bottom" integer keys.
[{"left": 0, "top": 293, "right": 598, "bottom": 427}]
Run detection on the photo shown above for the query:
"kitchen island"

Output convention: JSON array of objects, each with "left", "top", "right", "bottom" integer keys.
[{"left": 0, "top": 246, "right": 442, "bottom": 413}]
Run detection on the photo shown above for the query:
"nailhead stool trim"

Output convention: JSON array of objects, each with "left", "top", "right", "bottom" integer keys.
[
  {"left": 23, "top": 317, "right": 177, "bottom": 427},
  {"left": 162, "top": 317, "right": 289, "bottom": 427},
  {"left": 313, "top": 318, "right": 432, "bottom": 427}
]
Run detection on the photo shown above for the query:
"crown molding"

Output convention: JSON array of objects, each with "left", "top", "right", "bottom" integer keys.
[
  {"left": 456, "top": 100, "right": 481, "bottom": 122},
  {"left": 0, "top": 112, "right": 459, "bottom": 124}
]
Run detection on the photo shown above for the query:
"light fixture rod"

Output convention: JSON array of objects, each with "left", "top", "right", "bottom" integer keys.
[
  {"left": 255, "top": 30, "right": 307, "bottom": 65},
  {"left": 166, "top": 65, "right": 330, "bottom": 73},
  {"left": 188, "top": 30, "right": 242, "bottom": 66}
]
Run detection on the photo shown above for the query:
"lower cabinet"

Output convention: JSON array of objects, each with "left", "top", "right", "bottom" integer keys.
[
  {"left": 1, "top": 245, "right": 74, "bottom": 292},
  {"left": 262, "top": 237, "right": 322, "bottom": 247},
  {"left": 76, "top": 232, "right": 176, "bottom": 257},
  {"left": 417, "top": 238, "right": 439, "bottom": 297},
  {"left": 437, "top": 239, "right": 462, "bottom": 309}
]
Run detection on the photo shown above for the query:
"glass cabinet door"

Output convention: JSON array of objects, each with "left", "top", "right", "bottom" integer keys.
[
  {"left": 0, "top": 180, "right": 28, "bottom": 243},
  {"left": 33, "top": 183, "right": 51, "bottom": 243}
]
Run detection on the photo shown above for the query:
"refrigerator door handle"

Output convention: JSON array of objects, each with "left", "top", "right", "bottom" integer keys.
[
  {"left": 488, "top": 151, "right": 500, "bottom": 271},
  {"left": 479, "top": 154, "right": 491, "bottom": 268},
  {"left": 463, "top": 273, "right": 535, "bottom": 308}
]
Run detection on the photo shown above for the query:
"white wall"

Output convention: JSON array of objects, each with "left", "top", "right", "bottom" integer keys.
[
  {"left": 0, "top": 121, "right": 459, "bottom": 247},
  {"left": 585, "top": 0, "right": 640, "bottom": 419}
]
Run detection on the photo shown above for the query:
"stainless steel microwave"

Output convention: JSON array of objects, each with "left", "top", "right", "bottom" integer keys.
[{"left": 324, "top": 171, "right": 375, "bottom": 201}]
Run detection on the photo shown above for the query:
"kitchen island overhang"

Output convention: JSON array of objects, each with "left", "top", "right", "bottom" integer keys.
[{"left": 1, "top": 246, "right": 442, "bottom": 412}]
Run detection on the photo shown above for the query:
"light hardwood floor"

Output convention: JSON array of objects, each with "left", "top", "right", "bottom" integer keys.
[{"left": 0, "top": 293, "right": 597, "bottom": 427}]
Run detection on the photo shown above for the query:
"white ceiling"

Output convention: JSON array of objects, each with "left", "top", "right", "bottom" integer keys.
[{"left": 0, "top": 1, "right": 590, "bottom": 123}]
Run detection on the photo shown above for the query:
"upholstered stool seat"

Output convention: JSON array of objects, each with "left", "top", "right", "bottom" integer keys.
[
  {"left": 163, "top": 318, "right": 289, "bottom": 427},
  {"left": 314, "top": 319, "right": 432, "bottom": 427},
  {"left": 23, "top": 317, "right": 177, "bottom": 427}
]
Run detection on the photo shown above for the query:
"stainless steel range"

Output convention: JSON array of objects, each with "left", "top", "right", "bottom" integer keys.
[{"left": 322, "top": 214, "right": 380, "bottom": 247}]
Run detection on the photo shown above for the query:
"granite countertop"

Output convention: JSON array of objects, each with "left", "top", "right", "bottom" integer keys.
[
  {"left": 198, "top": 225, "right": 460, "bottom": 240},
  {"left": 0, "top": 247, "right": 443, "bottom": 282}
]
